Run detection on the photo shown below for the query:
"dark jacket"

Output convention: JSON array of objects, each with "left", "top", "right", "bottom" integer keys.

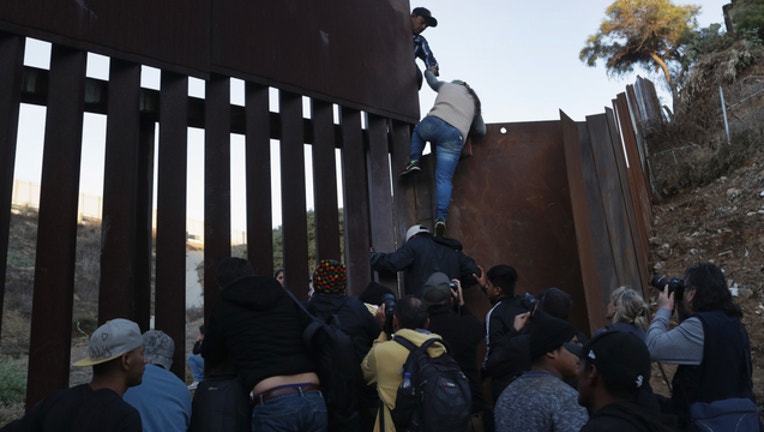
[
  {"left": 427, "top": 303, "right": 486, "bottom": 413},
  {"left": 370, "top": 234, "right": 480, "bottom": 297},
  {"left": 581, "top": 400, "right": 677, "bottom": 432},
  {"left": 671, "top": 310, "right": 755, "bottom": 428},
  {"left": 202, "top": 275, "right": 315, "bottom": 391},
  {"left": 307, "top": 293, "right": 380, "bottom": 361}
]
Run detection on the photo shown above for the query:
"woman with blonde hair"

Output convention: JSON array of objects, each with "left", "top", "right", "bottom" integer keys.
[{"left": 608, "top": 286, "right": 650, "bottom": 335}]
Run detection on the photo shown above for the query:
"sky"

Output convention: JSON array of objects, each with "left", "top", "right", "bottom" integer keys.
[{"left": 12, "top": 0, "right": 731, "bottom": 231}]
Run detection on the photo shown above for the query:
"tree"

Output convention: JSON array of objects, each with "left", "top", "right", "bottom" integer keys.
[
  {"left": 580, "top": 0, "right": 701, "bottom": 103},
  {"left": 731, "top": 0, "right": 764, "bottom": 42}
]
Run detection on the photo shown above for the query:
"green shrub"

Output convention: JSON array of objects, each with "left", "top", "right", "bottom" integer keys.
[{"left": 0, "top": 358, "right": 26, "bottom": 404}]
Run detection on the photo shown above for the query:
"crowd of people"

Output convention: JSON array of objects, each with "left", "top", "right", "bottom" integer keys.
[
  {"left": 4, "top": 229, "right": 758, "bottom": 431},
  {"left": 2, "top": 6, "right": 760, "bottom": 432}
]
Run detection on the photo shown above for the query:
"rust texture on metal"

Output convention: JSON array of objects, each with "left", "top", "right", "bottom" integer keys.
[
  {"left": 98, "top": 60, "right": 143, "bottom": 324},
  {"left": 0, "top": 33, "right": 25, "bottom": 338},
  {"left": 280, "top": 91, "right": 310, "bottom": 299},
  {"left": 560, "top": 113, "right": 613, "bottom": 333},
  {"left": 211, "top": 0, "right": 418, "bottom": 121},
  {"left": 340, "top": 108, "right": 372, "bottom": 295},
  {"left": 203, "top": 74, "right": 232, "bottom": 320},
  {"left": 445, "top": 121, "right": 590, "bottom": 333},
  {"left": 604, "top": 107, "right": 650, "bottom": 293},
  {"left": 615, "top": 94, "right": 654, "bottom": 297},
  {"left": 155, "top": 71, "right": 190, "bottom": 378},
  {"left": 311, "top": 100, "right": 342, "bottom": 263},
  {"left": 0, "top": 0, "right": 210, "bottom": 77},
  {"left": 585, "top": 113, "right": 641, "bottom": 293},
  {"left": 133, "top": 117, "right": 156, "bottom": 332},
  {"left": 244, "top": 82, "right": 275, "bottom": 275},
  {"left": 367, "top": 114, "right": 396, "bottom": 254},
  {"left": 0, "top": 0, "right": 418, "bottom": 122},
  {"left": 27, "top": 46, "right": 87, "bottom": 407}
]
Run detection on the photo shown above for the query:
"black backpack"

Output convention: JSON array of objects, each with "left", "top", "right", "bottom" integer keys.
[
  {"left": 285, "top": 290, "right": 361, "bottom": 432},
  {"left": 391, "top": 336, "right": 471, "bottom": 432}
]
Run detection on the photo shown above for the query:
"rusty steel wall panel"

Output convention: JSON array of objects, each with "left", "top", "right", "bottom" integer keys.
[
  {"left": 390, "top": 120, "right": 415, "bottom": 248},
  {"left": 155, "top": 71, "right": 190, "bottom": 378},
  {"left": 133, "top": 117, "right": 155, "bottom": 331},
  {"left": 211, "top": 0, "right": 418, "bottom": 122},
  {"left": 27, "top": 46, "right": 87, "bottom": 407},
  {"left": 0, "top": 0, "right": 210, "bottom": 77},
  {"left": 280, "top": 91, "right": 310, "bottom": 298},
  {"left": 560, "top": 113, "right": 611, "bottom": 333},
  {"left": 585, "top": 113, "right": 641, "bottom": 293},
  {"left": 99, "top": 60, "right": 142, "bottom": 323},
  {"left": 447, "top": 121, "right": 589, "bottom": 333},
  {"left": 245, "top": 83, "right": 275, "bottom": 275},
  {"left": 0, "top": 33, "right": 24, "bottom": 337},
  {"left": 311, "top": 99, "right": 341, "bottom": 262},
  {"left": 340, "top": 108, "right": 371, "bottom": 295},
  {"left": 367, "top": 114, "right": 396, "bottom": 254},
  {"left": 604, "top": 107, "right": 650, "bottom": 292},
  {"left": 615, "top": 94, "right": 653, "bottom": 294},
  {"left": 203, "top": 75, "right": 231, "bottom": 318}
]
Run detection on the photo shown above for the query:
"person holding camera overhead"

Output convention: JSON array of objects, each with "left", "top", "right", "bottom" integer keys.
[{"left": 646, "top": 262, "right": 760, "bottom": 431}]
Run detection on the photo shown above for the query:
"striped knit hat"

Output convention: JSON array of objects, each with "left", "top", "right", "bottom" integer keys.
[{"left": 313, "top": 259, "right": 346, "bottom": 295}]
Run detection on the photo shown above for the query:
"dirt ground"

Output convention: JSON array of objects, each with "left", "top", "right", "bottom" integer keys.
[{"left": 645, "top": 150, "right": 764, "bottom": 405}]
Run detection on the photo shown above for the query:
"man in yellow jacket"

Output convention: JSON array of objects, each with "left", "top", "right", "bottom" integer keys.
[{"left": 361, "top": 295, "right": 447, "bottom": 432}]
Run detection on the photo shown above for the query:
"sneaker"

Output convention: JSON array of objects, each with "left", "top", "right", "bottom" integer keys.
[
  {"left": 188, "top": 381, "right": 199, "bottom": 390},
  {"left": 400, "top": 160, "right": 421, "bottom": 176},
  {"left": 434, "top": 219, "right": 446, "bottom": 237}
]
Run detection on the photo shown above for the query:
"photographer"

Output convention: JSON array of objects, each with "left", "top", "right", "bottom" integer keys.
[{"left": 646, "top": 262, "right": 759, "bottom": 431}]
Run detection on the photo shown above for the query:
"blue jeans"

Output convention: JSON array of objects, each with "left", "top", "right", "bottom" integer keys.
[
  {"left": 187, "top": 354, "right": 204, "bottom": 382},
  {"left": 251, "top": 389, "right": 328, "bottom": 432},
  {"left": 410, "top": 115, "right": 464, "bottom": 221}
]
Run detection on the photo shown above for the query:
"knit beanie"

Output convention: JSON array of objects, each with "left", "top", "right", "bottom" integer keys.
[
  {"left": 529, "top": 311, "right": 578, "bottom": 360},
  {"left": 313, "top": 259, "right": 346, "bottom": 294}
]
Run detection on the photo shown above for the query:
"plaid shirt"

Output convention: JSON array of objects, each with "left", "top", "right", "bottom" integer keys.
[{"left": 413, "top": 34, "right": 438, "bottom": 69}]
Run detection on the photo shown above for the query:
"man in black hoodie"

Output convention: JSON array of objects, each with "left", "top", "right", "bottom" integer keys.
[
  {"left": 573, "top": 330, "right": 676, "bottom": 432},
  {"left": 369, "top": 224, "right": 480, "bottom": 297},
  {"left": 307, "top": 259, "right": 380, "bottom": 432},
  {"left": 203, "top": 258, "right": 328, "bottom": 432}
]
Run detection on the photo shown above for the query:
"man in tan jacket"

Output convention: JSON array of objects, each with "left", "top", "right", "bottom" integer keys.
[{"left": 361, "top": 296, "right": 446, "bottom": 432}]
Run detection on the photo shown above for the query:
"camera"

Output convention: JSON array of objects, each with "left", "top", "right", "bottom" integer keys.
[
  {"left": 381, "top": 293, "right": 397, "bottom": 336},
  {"left": 520, "top": 292, "right": 538, "bottom": 313},
  {"left": 449, "top": 281, "right": 458, "bottom": 291},
  {"left": 651, "top": 274, "right": 685, "bottom": 297}
]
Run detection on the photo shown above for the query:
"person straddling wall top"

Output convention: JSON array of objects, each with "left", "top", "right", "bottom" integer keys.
[
  {"left": 400, "top": 69, "right": 486, "bottom": 236},
  {"left": 410, "top": 7, "right": 439, "bottom": 90}
]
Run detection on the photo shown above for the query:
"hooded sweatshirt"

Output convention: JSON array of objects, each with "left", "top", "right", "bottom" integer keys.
[{"left": 202, "top": 275, "right": 315, "bottom": 390}]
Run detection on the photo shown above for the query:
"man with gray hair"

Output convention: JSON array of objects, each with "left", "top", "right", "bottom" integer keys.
[
  {"left": 1, "top": 318, "right": 145, "bottom": 431},
  {"left": 124, "top": 329, "right": 192, "bottom": 432}
]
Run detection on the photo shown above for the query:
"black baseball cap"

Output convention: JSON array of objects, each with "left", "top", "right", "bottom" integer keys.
[
  {"left": 567, "top": 330, "right": 651, "bottom": 391},
  {"left": 412, "top": 7, "right": 438, "bottom": 27}
]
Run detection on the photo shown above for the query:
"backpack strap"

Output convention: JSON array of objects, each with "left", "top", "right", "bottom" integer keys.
[{"left": 394, "top": 335, "right": 450, "bottom": 354}]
